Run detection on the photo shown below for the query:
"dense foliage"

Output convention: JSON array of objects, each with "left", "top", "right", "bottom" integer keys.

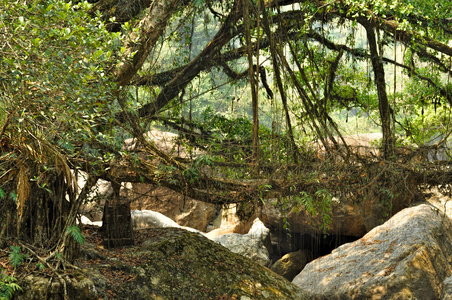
[
  {"left": 0, "top": 0, "right": 123, "bottom": 262},
  {"left": 1, "top": 1, "right": 452, "bottom": 294}
]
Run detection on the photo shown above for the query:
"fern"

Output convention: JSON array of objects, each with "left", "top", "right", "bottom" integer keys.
[
  {"left": 0, "top": 270, "right": 22, "bottom": 300},
  {"left": 0, "top": 188, "right": 5, "bottom": 200},
  {"left": 8, "top": 246, "right": 23, "bottom": 269},
  {"left": 36, "top": 263, "right": 45, "bottom": 271},
  {"left": 66, "top": 226, "right": 85, "bottom": 245}
]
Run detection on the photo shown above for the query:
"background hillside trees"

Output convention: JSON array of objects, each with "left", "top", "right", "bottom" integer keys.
[{"left": 1, "top": 0, "right": 452, "bottom": 269}]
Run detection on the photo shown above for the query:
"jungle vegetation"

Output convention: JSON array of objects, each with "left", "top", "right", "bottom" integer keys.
[{"left": 1, "top": 0, "right": 452, "bottom": 293}]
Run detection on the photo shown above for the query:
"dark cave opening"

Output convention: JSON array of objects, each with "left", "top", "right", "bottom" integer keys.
[{"left": 269, "top": 229, "right": 361, "bottom": 263}]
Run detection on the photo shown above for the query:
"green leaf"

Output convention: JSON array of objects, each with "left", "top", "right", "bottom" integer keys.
[
  {"left": 0, "top": 188, "right": 5, "bottom": 200},
  {"left": 66, "top": 225, "right": 85, "bottom": 245},
  {"left": 8, "top": 246, "right": 23, "bottom": 269},
  {"left": 0, "top": 270, "right": 22, "bottom": 300},
  {"left": 9, "top": 191, "right": 17, "bottom": 202}
]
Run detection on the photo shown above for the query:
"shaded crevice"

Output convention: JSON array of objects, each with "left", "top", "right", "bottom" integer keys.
[{"left": 269, "top": 230, "right": 361, "bottom": 263}]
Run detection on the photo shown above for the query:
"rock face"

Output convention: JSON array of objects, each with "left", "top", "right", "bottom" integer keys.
[
  {"left": 271, "top": 250, "right": 312, "bottom": 281},
  {"left": 113, "top": 228, "right": 306, "bottom": 299},
  {"left": 125, "top": 183, "right": 218, "bottom": 232},
  {"left": 292, "top": 204, "right": 452, "bottom": 299},
  {"left": 211, "top": 219, "right": 272, "bottom": 266},
  {"left": 17, "top": 228, "right": 307, "bottom": 299},
  {"left": 119, "top": 228, "right": 307, "bottom": 299},
  {"left": 206, "top": 203, "right": 256, "bottom": 236},
  {"left": 131, "top": 210, "right": 202, "bottom": 235}
]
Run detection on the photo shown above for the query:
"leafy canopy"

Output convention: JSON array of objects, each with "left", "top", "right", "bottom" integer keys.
[{"left": 0, "top": 0, "right": 123, "bottom": 161}]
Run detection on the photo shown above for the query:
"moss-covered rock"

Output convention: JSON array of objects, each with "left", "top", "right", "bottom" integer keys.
[
  {"left": 115, "top": 228, "right": 307, "bottom": 299},
  {"left": 15, "top": 228, "right": 306, "bottom": 299}
]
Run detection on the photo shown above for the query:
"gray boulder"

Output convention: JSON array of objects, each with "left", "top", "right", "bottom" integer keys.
[
  {"left": 126, "top": 183, "right": 217, "bottom": 231},
  {"left": 17, "top": 228, "right": 308, "bottom": 300},
  {"left": 293, "top": 204, "right": 452, "bottom": 299},
  {"left": 212, "top": 218, "right": 271, "bottom": 266},
  {"left": 131, "top": 210, "right": 202, "bottom": 235},
  {"left": 131, "top": 209, "right": 180, "bottom": 229}
]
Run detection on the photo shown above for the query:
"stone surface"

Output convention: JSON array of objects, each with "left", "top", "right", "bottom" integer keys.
[
  {"left": 131, "top": 209, "right": 180, "bottom": 229},
  {"left": 77, "top": 172, "right": 113, "bottom": 222},
  {"left": 80, "top": 215, "right": 102, "bottom": 227},
  {"left": 131, "top": 209, "right": 202, "bottom": 234},
  {"left": 271, "top": 250, "right": 313, "bottom": 281},
  {"left": 108, "top": 228, "right": 307, "bottom": 299},
  {"left": 205, "top": 204, "right": 255, "bottom": 239},
  {"left": 292, "top": 204, "right": 452, "bottom": 299},
  {"left": 17, "top": 228, "right": 307, "bottom": 299},
  {"left": 125, "top": 183, "right": 218, "bottom": 232},
  {"left": 212, "top": 218, "right": 272, "bottom": 266},
  {"left": 124, "top": 228, "right": 307, "bottom": 299}
]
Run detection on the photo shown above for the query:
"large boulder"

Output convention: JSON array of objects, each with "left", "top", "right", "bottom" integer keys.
[
  {"left": 211, "top": 218, "right": 272, "bottom": 266},
  {"left": 292, "top": 204, "right": 452, "bottom": 299},
  {"left": 131, "top": 209, "right": 180, "bottom": 229},
  {"left": 131, "top": 210, "right": 202, "bottom": 235},
  {"left": 17, "top": 228, "right": 307, "bottom": 299},
  {"left": 125, "top": 183, "right": 218, "bottom": 232},
  {"left": 77, "top": 172, "right": 113, "bottom": 222},
  {"left": 101, "top": 228, "right": 306, "bottom": 299}
]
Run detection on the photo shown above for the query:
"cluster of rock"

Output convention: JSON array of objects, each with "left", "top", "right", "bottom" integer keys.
[
  {"left": 293, "top": 204, "right": 452, "bottom": 299},
  {"left": 128, "top": 203, "right": 452, "bottom": 299},
  {"left": 77, "top": 178, "right": 452, "bottom": 299},
  {"left": 19, "top": 200, "right": 452, "bottom": 300},
  {"left": 69, "top": 136, "right": 452, "bottom": 300}
]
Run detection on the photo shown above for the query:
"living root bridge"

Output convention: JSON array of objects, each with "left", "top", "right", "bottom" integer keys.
[{"left": 97, "top": 148, "right": 443, "bottom": 208}]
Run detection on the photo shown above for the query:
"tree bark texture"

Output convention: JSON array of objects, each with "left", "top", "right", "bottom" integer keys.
[
  {"left": 243, "top": 0, "right": 260, "bottom": 165},
  {"left": 115, "top": 0, "right": 183, "bottom": 87},
  {"left": 365, "top": 24, "right": 394, "bottom": 158}
]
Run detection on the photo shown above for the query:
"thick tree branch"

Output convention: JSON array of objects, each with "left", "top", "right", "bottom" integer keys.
[
  {"left": 135, "top": 0, "right": 242, "bottom": 119},
  {"left": 131, "top": 34, "right": 277, "bottom": 87},
  {"left": 115, "top": 0, "right": 183, "bottom": 87}
]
